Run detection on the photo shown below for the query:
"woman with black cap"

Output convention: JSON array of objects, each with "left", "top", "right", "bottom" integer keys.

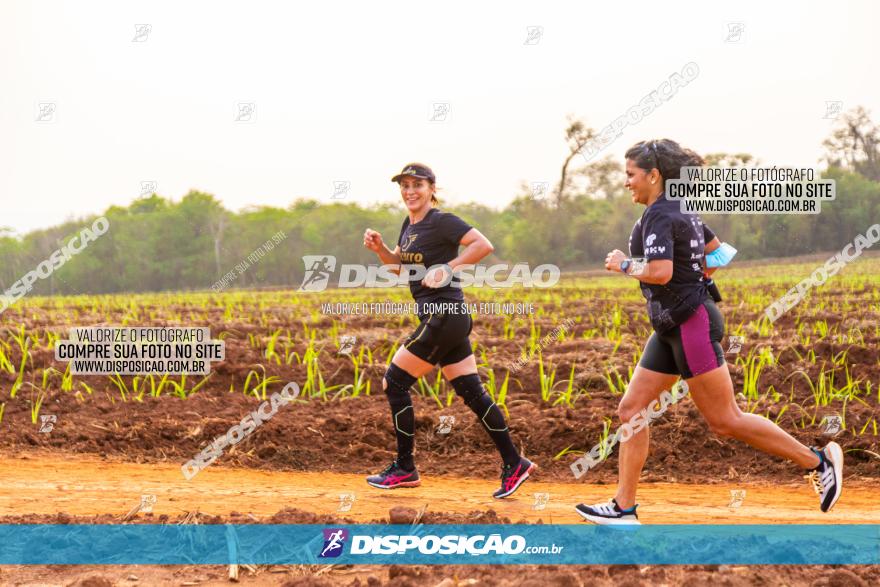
[
  {"left": 575, "top": 139, "right": 843, "bottom": 524},
  {"left": 363, "top": 162, "right": 536, "bottom": 499}
]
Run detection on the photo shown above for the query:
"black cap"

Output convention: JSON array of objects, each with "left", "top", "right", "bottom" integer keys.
[{"left": 391, "top": 162, "right": 435, "bottom": 183}]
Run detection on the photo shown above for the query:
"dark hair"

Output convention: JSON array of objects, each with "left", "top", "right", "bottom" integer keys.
[{"left": 625, "top": 139, "right": 704, "bottom": 183}]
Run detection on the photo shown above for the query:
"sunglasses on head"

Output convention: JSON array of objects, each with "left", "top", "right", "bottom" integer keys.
[{"left": 648, "top": 141, "right": 662, "bottom": 176}]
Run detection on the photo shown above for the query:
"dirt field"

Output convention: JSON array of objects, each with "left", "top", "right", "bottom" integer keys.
[
  {"left": 2, "top": 270, "right": 877, "bottom": 488},
  {"left": 0, "top": 262, "right": 877, "bottom": 585},
  {"left": 5, "top": 561, "right": 879, "bottom": 586},
  {"left": 1, "top": 379, "right": 876, "bottom": 488},
  {"left": 3, "top": 452, "right": 878, "bottom": 524},
  {"left": 0, "top": 452, "right": 878, "bottom": 586}
]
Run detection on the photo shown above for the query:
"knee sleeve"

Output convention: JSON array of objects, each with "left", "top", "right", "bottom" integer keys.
[
  {"left": 383, "top": 365, "right": 418, "bottom": 460},
  {"left": 384, "top": 363, "right": 418, "bottom": 399},
  {"left": 451, "top": 373, "right": 516, "bottom": 463},
  {"left": 451, "top": 374, "right": 508, "bottom": 431},
  {"left": 450, "top": 373, "right": 484, "bottom": 407},
  {"left": 384, "top": 364, "right": 418, "bottom": 437}
]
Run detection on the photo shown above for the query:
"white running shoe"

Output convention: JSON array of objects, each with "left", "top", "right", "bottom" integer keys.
[
  {"left": 805, "top": 441, "right": 843, "bottom": 512},
  {"left": 575, "top": 498, "right": 641, "bottom": 525}
]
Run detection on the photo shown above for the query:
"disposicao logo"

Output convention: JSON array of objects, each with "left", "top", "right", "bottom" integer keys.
[
  {"left": 348, "top": 533, "right": 527, "bottom": 555},
  {"left": 319, "top": 528, "right": 349, "bottom": 558},
  {"left": 299, "top": 256, "right": 559, "bottom": 291}
]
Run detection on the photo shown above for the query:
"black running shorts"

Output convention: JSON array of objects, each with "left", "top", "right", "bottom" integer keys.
[
  {"left": 403, "top": 305, "right": 474, "bottom": 366},
  {"left": 638, "top": 298, "right": 726, "bottom": 379}
]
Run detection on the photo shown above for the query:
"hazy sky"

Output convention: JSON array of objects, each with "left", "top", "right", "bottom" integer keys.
[{"left": 2, "top": 1, "right": 878, "bottom": 234}]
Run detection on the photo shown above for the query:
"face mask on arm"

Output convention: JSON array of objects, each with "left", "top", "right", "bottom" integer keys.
[{"left": 706, "top": 242, "right": 738, "bottom": 268}]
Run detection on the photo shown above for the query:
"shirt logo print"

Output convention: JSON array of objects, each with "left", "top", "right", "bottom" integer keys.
[
  {"left": 646, "top": 234, "right": 657, "bottom": 247},
  {"left": 401, "top": 234, "right": 418, "bottom": 251}
]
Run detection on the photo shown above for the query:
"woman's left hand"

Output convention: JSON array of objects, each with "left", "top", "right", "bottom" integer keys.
[
  {"left": 605, "top": 249, "right": 626, "bottom": 272},
  {"left": 422, "top": 265, "right": 451, "bottom": 288}
]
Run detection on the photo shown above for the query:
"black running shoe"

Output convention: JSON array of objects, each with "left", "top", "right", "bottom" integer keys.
[
  {"left": 805, "top": 442, "right": 843, "bottom": 512},
  {"left": 575, "top": 498, "right": 640, "bottom": 525},
  {"left": 493, "top": 457, "right": 537, "bottom": 499},
  {"left": 366, "top": 460, "right": 421, "bottom": 489}
]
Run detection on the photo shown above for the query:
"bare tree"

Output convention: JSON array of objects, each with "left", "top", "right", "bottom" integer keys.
[
  {"left": 207, "top": 213, "right": 227, "bottom": 279},
  {"left": 556, "top": 117, "right": 596, "bottom": 205},
  {"left": 823, "top": 106, "right": 880, "bottom": 181}
]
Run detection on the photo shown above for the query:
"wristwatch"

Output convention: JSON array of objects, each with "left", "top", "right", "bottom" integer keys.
[{"left": 620, "top": 259, "right": 631, "bottom": 274}]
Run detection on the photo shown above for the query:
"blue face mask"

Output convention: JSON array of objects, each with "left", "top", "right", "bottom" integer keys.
[{"left": 705, "top": 242, "right": 737, "bottom": 268}]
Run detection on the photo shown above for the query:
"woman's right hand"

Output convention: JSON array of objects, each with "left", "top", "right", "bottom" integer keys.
[{"left": 363, "top": 229, "right": 384, "bottom": 253}]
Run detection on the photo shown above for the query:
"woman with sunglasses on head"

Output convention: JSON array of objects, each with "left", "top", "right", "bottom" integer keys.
[
  {"left": 574, "top": 139, "right": 843, "bottom": 524},
  {"left": 362, "top": 162, "right": 536, "bottom": 499}
]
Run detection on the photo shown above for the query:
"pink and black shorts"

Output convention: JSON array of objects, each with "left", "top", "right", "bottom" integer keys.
[{"left": 639, "top": 299, "right": 725, "bottom": 379}]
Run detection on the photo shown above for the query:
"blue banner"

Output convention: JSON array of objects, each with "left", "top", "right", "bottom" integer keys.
[{"left": 0, "top": 524, "right": 877, "bottom": 565}]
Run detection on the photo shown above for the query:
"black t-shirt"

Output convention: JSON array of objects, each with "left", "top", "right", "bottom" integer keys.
[
  {"left": 628, "top": 193, "right": 717, "bottom": 333},
  {"left": 397, "top": 208, "right": 473, "bottom": 304}
]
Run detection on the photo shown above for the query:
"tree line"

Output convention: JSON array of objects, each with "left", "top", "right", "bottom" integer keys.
[{"left": 1, "top": 107, "right": 878, "bottom": 297}]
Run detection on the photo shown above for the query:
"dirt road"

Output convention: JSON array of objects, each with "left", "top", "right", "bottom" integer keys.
[{"left": 1, "top": 451, "right": 877, "bottom": 524}]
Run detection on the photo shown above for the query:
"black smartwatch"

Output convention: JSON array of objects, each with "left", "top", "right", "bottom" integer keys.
[{"left": 620, "top": 259, "right": 632, "bottom": 275}]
